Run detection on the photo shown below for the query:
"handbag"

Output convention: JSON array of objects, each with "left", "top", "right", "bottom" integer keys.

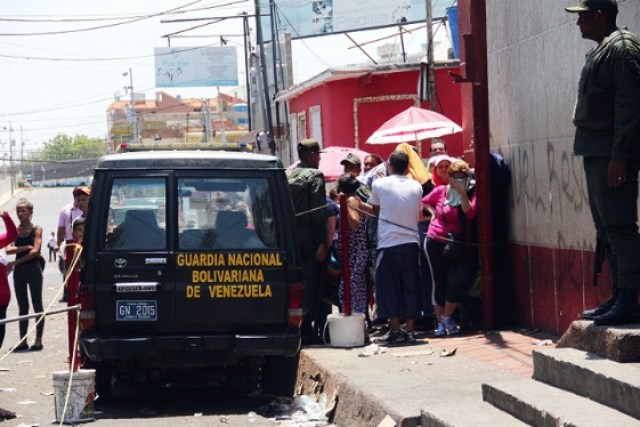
[
  {"left": 443, "top": 232, "right": 464, "bottom": 259},
  {"left": 442, "top": 204, "right": 468, "bottom": 260},
  {"left": 326, "top": 253, "right": 342, "bottom": 278}
]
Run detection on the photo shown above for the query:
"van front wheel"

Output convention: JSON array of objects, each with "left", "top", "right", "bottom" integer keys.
[{"left": 261, "top": 353, "right": 300, "bottom": 397}]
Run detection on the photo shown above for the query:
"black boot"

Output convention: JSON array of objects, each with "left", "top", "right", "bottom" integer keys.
[
  {"left": 582, "top": 288, "right": 618, "bottom": 320},
  {"left": 593, "top": 288, "right": 640, "bottom": 326}
]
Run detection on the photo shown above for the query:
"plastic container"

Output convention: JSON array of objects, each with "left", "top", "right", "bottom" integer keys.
[
  {"left": 446, "top": 6, "right": 460, "bottom": 59},
  {"left": 52, "top": 369, "right": 96, "bottom": 424},
  {"left": 325, "top": 313, "right": 365, "bottom": 348}
]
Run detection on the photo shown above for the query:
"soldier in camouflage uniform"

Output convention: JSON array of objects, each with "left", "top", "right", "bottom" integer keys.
[
  {"left": 287, "top": 139, "right": 328, "bottom": 343},
  {"left": 567, "top": 0, "right": 640, "bottom": 324}
]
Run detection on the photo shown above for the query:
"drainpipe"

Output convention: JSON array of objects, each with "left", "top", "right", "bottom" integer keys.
[{"left": 458, "top": 0, "right": 494, "bottom": 328}]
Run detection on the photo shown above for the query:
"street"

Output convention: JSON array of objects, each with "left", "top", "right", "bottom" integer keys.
[{"left": 0, "top": 187, "right": 287, "bottom": 426}]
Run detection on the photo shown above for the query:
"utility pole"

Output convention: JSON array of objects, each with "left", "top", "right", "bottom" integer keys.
[
  {"left": 426, "top": 0, "right": 435, "bottom": 108},
  {"left": 123, "top": 68, "right": 138, "bottom": 143},
  {"left": 242, "top": 13, "right": 253, "bottom": 131},
  {"left": 269, "top": 0, "right": 281, "bottom": 151},
  {"left": 8, "top": 123, "right": 14, "bottom": 196},
  {"left": 217, "top": 86, "right": 227, "bottom": 146},
  {"left": 253, "top": 0, "right": 275, "bottom": 154}
]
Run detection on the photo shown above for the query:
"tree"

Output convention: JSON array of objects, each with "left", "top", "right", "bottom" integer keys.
[{"left": 37, "top": 133, "right": 106, "bottom": 161}]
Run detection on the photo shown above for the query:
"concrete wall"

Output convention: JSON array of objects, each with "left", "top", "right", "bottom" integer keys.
[{"left": 486, "top": 0, "right": 640, "bottom": 334}]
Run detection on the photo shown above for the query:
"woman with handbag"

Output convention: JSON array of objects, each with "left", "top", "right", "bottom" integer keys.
[
  {"left": 422, "top": 160, "right": 478, "bottom": 337},
  {"left": 6, "top": 198, "right": 45, "bottom": 351}
]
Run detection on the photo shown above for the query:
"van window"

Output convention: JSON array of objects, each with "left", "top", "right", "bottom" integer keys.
[
  {"left": 104, "top": 177, "right": 167, "bottom": 250},
  {"left": 177, "top": 177, "right": 276, "bottom": 250}
]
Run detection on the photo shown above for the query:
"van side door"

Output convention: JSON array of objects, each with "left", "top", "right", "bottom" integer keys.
[{"left": 95, "top": 175, "right": 176, "bottom": 334}]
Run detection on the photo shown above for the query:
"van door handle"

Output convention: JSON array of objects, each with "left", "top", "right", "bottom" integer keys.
[{"left": 145, "top": 257, "right": 167, "bottom": 265}]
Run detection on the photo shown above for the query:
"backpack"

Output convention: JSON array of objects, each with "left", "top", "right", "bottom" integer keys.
[{"left": 286, "top": 167, "right": 321, "bottom": 227}]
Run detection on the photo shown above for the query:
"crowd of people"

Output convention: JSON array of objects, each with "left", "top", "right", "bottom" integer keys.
[
  {"left": 288, "top": 137, "right": 481, "bottom": 345},
  {"left": 0, "top": 186, "right": 89, "bottom": 355},
  {"left": 0, "top": 186, "right": 88, "bottom": 419}
]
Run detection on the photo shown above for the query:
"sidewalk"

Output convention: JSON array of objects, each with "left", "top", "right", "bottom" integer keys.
[{"left": 298, "top": 328, "right": 557, "bottom": 427}]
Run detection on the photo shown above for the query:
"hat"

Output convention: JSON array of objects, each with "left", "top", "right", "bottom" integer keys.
[
  {"left": 340, "top": 153, "right": 361, "bottom": 168},
  {"left": 565, "top": 0, "right": 617, "bottom": 13},
  {"left": 73, "top": 186, "right": 91, "bottom": 197},
  {"left": 297, "top": 138, "right": 322, "bottom": 153}
]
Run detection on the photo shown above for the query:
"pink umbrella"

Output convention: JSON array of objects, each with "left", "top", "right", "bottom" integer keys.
[
  {"left": 366, "top": 106, "right": 462, "bottom": 145},
  {"left": 288, "top": 145, "right": 371, "bottom": 182}
]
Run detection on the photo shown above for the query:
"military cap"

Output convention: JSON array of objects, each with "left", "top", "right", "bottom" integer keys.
[
  {"left": 340, "top": 153, "right": 362, "bottom": 168},
  {"left": 565, "top": 0, "right": 617, "bottom": 13},
  {"left": 298, "top": 138, "right": 322, "bottom": 153}
]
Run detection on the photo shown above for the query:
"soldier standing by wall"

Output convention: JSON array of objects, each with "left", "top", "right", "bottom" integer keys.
[{"left": 566, "top": 0, "right": 640, "bottom": 324}]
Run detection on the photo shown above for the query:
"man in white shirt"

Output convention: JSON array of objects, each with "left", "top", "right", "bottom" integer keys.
[{"left": 369, "top": 151, "right": 423, "bottom": 345}]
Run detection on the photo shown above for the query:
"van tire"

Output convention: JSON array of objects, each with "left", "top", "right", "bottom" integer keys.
[
  {"left": 261, "top": 353, "right": 300, "bottom": 397},
  {"left": 94, "top": 364, "right": 113, "bottom": 402}
]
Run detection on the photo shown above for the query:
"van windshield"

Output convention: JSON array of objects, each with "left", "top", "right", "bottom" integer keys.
[
  {"left": 177, "top": 177, "right": 276, "bottom": 250},
  {"left": 102, "top": 176, "right": 278, "bottom": 251},
  {"left": 104, "top": 178, "right": 167, "bottom": 250}
]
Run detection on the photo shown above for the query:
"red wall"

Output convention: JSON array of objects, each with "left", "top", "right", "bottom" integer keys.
[
  {"left": 287, "top": 66, "right": 463, "bottom": 161},
  {"left": 509, "top": 243, "right": 613, "bottom": 335}
]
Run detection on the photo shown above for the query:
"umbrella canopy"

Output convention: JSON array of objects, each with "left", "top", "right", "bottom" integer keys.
[
  {"left": 287, "top": 146, "right": 371, "bottom": 182},
  {"left": 366, "top": 106, "right": 462, "bottom": 145}
]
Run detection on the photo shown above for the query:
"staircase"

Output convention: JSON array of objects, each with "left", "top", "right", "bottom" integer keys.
[{"left": 481, "top": 321, "right": 640, "bottom": 426}]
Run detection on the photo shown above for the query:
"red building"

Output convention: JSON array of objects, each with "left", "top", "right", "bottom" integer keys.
[{"left": 276, "top": 63, "right": 463, "bottom": 165}]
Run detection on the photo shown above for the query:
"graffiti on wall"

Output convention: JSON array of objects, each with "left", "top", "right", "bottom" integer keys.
[{"left": 506, "top": 139, "right": 593, "bottom": 250}]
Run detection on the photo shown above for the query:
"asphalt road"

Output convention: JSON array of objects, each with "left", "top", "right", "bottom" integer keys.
[{"left": 0, "top": 187, "right": 286, "bottom": 426}]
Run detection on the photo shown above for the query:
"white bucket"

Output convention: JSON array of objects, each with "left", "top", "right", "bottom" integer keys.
[
  {"left": 326, "top": 313, "right": 366, "bottom": 348},
  {"left": 52, "top": 369, "right": 96, "bottom": 424}
]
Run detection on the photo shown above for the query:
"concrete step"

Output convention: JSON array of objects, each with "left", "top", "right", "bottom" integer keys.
[
  {"left": 298, "top": 345, "right": 531, "bottom": 427},
  {"left": 533, "top": 347, "right": 640, "bottom": 420},
  {"left": 420, "top": 401, "right": 530, "bottom": 427},
  {"left": 482, "top": 378, "right": 640, "bottom": 427},
  {"left": 558, "top": 320, "right": 640, "bottom": 362}
]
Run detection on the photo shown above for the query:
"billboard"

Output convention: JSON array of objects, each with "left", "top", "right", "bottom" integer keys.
[
  {"left": 260, "top": 0, "right": 450, "bottom": 41},
  {"left": 154, "top": 46, "right": 239, "bottom": 88}
]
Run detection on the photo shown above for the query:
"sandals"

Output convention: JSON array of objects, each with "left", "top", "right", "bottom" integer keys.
[{"left": 13, "top": 344, "right": 29, "bottom": 352}]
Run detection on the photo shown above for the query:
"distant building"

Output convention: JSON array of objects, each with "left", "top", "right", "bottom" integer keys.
[{"left": 106, "top": 91, "right": 248, "bottom": 152}]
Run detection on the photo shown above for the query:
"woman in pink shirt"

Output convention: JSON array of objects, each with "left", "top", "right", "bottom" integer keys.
[{"left": 422, "top": 160, "right": 478, "bottom": 337}]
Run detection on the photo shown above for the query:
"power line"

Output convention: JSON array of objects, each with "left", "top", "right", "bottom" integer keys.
[
  {"left": 0, "top": 0, "right": 205, "bottom": 37},
  {"left": 0, "top": 2, "right": 249, "bottom": 23}
]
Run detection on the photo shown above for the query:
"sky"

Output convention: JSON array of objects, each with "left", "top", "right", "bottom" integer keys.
[{"left": 1, "top": 0, "right": 454, "bottom": 154}]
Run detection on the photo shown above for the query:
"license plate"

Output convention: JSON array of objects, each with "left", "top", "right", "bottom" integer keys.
[{"left": 116, "top": 300, "right": 157, "bottom": 321}]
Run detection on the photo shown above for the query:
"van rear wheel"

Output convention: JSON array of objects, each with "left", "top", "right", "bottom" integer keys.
[
  {"left": 84, "top": 362, "right": 113, "bottom": 402},
  {"left": 95, "top": 364, "right": 113, "bottom": 401},
  {"left": 261, "top": 353, "right": 300, "bottom": 397}
]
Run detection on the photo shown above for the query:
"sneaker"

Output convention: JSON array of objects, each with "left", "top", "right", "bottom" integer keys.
[
  {"left": 434, "top": 322, "right": 446, "bottom": 337},
  {"left": 443, "top": 317, "right": 459, "bottom": 335},
  {"left": 404, "top": 330, "right": 416, "bottom": 344},
  {"left": 374, "top": 329, "right": 406, "bottom": 345}
]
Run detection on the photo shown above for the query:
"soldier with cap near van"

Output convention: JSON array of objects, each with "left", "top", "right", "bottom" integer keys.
[
  {"left": 56, "top": 186, "right": 90, "bottom": 302},
  {"left": 287, "top": 139, "right": 328, "bottom": 344},
  {"left": 566, "top": 0, "right": 640, "bottom": 324}
]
